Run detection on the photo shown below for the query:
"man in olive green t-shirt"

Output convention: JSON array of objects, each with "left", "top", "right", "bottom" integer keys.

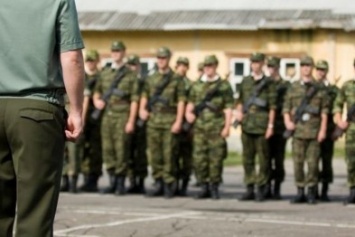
[{"left": 0, "top": 1, "right": 85, "bottom": 236}]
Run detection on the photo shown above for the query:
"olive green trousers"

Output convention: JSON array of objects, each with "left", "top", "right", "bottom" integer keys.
[{"left": 0, "top": 98, "right": 65, "bottom": 237}]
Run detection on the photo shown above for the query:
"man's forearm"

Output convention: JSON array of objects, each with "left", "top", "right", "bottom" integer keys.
[
  {"left": 61, "top": 50, "right": 85, "bottom": 114},
  {"left": 139, "top": 97, "right": 148, "bottom": 113},
  {"left": 268, "top": 109, "right": 276, "bottom": 125},
  {"left": 175, "top": 101, "right": 185, "bottom": 124},
  {"left": 320, "top": 113, "right": 328, "bottom": 133},
  {"left": 128, "top": 102, "right": 138, "bottom": 124},
  {"left": 223, "top": 108, "right": 232, "bottom": 128}
]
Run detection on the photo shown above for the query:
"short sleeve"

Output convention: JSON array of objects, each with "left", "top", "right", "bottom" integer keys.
[
  {"left": 188, "top": 84, "right": 196, "bottom": 104},
  {"left": 130, "top": 74, "right": 140, "bottom": 102},
  {"left": 333, "top": 84, "right": 346, "bottom": 114},
  {"left": 176, "top": 77, "right": 186, "bottom": 102},
  {"left": 57, "top": 0, "right": 84, "bottom": 52},
  {"left": 282, "top": 84, "right": 292, "bottom": 114},
  {"left": 320, "top": 90, "right": 329, "bottom": 114},
  {"left": 141, "top": 76, "right": 150, "bottom": 98},
  {"left": 223, "top": 82, "right": 235, "bottom": 109},
  {"left": 267, "top": 81, "right": 277, "bottom": 110},
  {"left": 93, "top": 75, "right": 102, "bottom": 94}
]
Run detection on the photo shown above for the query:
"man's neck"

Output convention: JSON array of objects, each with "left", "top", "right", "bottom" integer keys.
[
  {"left": 159, "top": 67, "right": 170, "bottom": 74},
  {"left": 252, "top": 71, "right": 264, "bottom": 80},
  {"left": 86, "top": 68, "right": 98, "bottom": 76},
  {"left": 301, "top": 75, "right": 312, "bottom": 83},
  {"left": 271, "top": 73, "right": 281, "bottom": 81},
  {"left": 112, "top": 61, "right": 124, "bottom": 69}
]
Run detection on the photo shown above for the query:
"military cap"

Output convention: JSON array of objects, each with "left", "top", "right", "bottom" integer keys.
[
  {"left": 85, "top": 50, "right": 99, "bottom": 61},
  {"left": 250, "top": 52, "right": 265, "bottom": 62},
  {"left": 198, "top": 62, "right": 204, "bottom": 71},
  {"left": 126, "top": 54, "right": 140, "bottom": 65},
  {"left": 300, "top": 56, "right": 314, "bottom": 66},
  {"left": 203, "top": 55, "right": 219, "bottom": 65},
  {"left": 315, "top": 60, "right": 329, "bottom": 70},
  {"left": 156, "top": 47, "right": 172, "bottom": 58},
  {"left": 267, "top": 56, "right": 281, "bottom": 67},
  {"left": 111, "top": 41, "right": 126, "bottom": 51},
  {"left": 176, "top": 57, "right": 189, "bottom": 66}
]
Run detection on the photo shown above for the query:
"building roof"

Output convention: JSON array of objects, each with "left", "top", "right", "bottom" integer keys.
[{"left": 75, "top": 0, "right": 355, "bottom": 31}]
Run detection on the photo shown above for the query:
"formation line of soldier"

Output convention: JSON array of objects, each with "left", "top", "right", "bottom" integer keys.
[{"left": 60, "top": 40, "right": 355, "bottom": 204}]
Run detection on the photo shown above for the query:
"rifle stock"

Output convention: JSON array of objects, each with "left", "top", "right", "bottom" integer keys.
[{"left": 331, "top": 126, "right": 344, "bottom": 140}]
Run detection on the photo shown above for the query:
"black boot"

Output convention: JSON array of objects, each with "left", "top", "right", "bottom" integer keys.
[
  {"left": 60, "top": 175, "right": 69, "bottom": 192},
  {"left": 178, "top": 179, "right": 189, "bottom": 197},
  {"left": 264, "top": 182, "right": 272, "bottom": 199},
  {"left": 137, "top": 177, "right": 146, "bottom": 194},
  {"left": 320, "top": 183, "right": 330, "bottom": 202},
  {"left": 307, "top": 186, "right": 317, "bottom": 205},
  {"left": 291, "top": 187, "right": 307, "bottom": 204},
  {"left": 69, "top": 175, "right": 78, "bottom": 194},
  {"left": 147, "top": 178, "right": 164, "bottom": 197},
  {"left": 344, "top": 187, "right": 355, "bottom": 205},
  {"left": 80, "top": 174, "right": 99, "bottom": 193},
  {"left": 239, "top": 185, "right": 255, "bottom": 201},
  {"left": 115, "top": 176, "right": 126, "bottom": 196},
  {"left": 127, "top": 177, "right": 138, "bottom": 194},
  {"left": 164, "top": 182, "right": 174, "bottom": 199},
  {"left": 255, "top": 185, "right": 267, "bottom": 202},
  {"left": 101, "top": 172, "right": 117, "bottom": 194},
  {"left": 211, "top": 183, "right": 220, "bottom": 200},
  {"left": 273, "top": 181, "right": 282, "bottom": 200},
  {"left": 195, "top": 183, "right": 210, "bottom": 199}
]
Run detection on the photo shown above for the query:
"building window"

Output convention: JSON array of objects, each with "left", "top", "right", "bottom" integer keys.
[
  {"left": 229, "top": 58, "right": 250, "bottom": 98},
  {"left": 140, "top": 58, "right": 156, "bottom": 76},
  {"left": 280, "top": 58, "right": 300, "bottom": 81}
]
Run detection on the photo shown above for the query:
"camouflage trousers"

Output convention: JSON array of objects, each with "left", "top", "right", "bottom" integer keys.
[
  {"left": 62, "top": 137, "right": 84, "bottom": 176},
  {"left": 345, "top": 131, "right": 355, "bottom": 187},
  {"left": 242, "top": 132, "right": 269, "bottom": 186},
  {"left": 268, "top": 134, "right": 286, "bottom": 183},
  {"left": 292, "top": 138, "right": 320, "bottom": 187},
  {"left": 319, "top": 137, "right": 334, "bottom": 183},
  {"left": 127, "top": 124, "right": 148, "bottom": 179},
  {"left": 81, "top": 121, "right": 103, "bottom": 176},
  {"left": 101, "top": 112, "right": 131, "bottom": 175},
  {"left": 193, "top": 129, "right": 226, "bottom": 184},
  {"left": 147, "top": 127, "right": 178, "bottom": 184},
  {"left": 176, "top": 131, "right": 193, "bottom": 181}
]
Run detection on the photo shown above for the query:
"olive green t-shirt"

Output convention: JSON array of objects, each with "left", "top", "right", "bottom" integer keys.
[{"left": 0, "top": 0, "right": 84, "bottom": 105}]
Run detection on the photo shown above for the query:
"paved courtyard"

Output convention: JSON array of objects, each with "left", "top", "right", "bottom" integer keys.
[{"left": 54, "top": 159, "right": 355, "bottom": 237}]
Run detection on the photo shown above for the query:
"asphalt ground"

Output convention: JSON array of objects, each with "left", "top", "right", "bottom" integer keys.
[{"left": 54, "top": 159, "right": 354, "bottom": 237}]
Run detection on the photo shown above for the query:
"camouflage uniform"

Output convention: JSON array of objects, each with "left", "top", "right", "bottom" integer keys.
[
  {"left": 126, "top": 54, "right": 148, "bottom": 193},
  {"left": 143, "top": 71, "right": 185, "bottom": 184},
  {"left": 238, "top": 53, "right": 277, "bottom": 201},
  {"left": 315, "top": 60, "right": 339, "bottom": 201},
  {"left": 283, "top": 81, "right": 328, "bottom": 187},
  {"left": 94, "top": 41, "right": 139, "bottom": 195},
  {"left": 333, "top": 79, "right": 355, "bottom": 188},
  {"left": 266, "top": 57, "right": 290, "bottom": 199},
  {"left": 175, "top": 57, "right": 194, "bottom": 195}
]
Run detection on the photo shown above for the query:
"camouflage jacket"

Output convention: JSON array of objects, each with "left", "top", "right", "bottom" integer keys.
[
  {"left": 318, "top": 81, "right": 338, "bottom": 136},
  {"left": 188, "top": 77, "right": 234, "bottom": 132},
  {"left": 273, "top": 78, "right": 291, "bottom": 135},
  {"left": 283, "top": 79, "right": 329, "bottom": 139},
  {"left": 237, "top": 75, "right": 277, "bottom": 135},
  {"left": 141, "top": 69, "right": 186, "bottom": 129},
  {"left": 333, "top": 79, "right": 355, "bottom": 132},
  {"left": 94, "top": 65, "right": 139, "bottom": 114}
]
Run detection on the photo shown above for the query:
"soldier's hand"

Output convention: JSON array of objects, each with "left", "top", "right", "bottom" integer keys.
[
  {"left": 94, "top": 99, "right": 106, "bottom": 110},
  {"left": 220, "top": 127, "right": 230, "bottom": 138},
  {"left": 317, "top": 130, "right": 326, "bottom": 143},
  {"left": 285, "top": 121, "right": 295, "bottom": 131},
  {"left": 265, "top": 127, "right": 273, "bottom": 139},
  {"left": 171, "top": 121, "right": 182, "bottom": 134},
  {"left": 338, "top": 120, "right": 349, "bottom": 130},
  {"left": 185, "top": 112, "right": 196, "bottom": 123},
  {"left": 65, "top": 111, "right": 83, "bottom": 142},
  {"left": 139, "top": 109, "right": 149, "bottom": 121},
  {"left": 125, "top": 121, "right": 135, "bottom": 134}
]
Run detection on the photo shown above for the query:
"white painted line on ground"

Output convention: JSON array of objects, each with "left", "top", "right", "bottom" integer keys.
[
  {"left": 55, "top": 235, "right": 99, "bottom": 237},
  {"left": 68, "top": 209, "right": 162, "bottom": 217},
  {"left": 54, "top": 211, "right": 198, "bottom": 235}
]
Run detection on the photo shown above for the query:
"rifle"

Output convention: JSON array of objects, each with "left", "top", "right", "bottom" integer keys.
[
  {"left": 232, "top": 77, "right": 269, "bottom": 129},
  {"left": 182, "top": 81, "right": 222, "bottom": 132},
  {"left": 331, "top": 104, "right": 355, "bottom": 140},
  {"left": 91, "top": 66, "right": 128, "bottom": 120},
  {"left": 136, "top": 70, "right": 173, "bottom": 127},
  {"left": 283, "top": 84, "right": 318, "bottom": 139}
]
